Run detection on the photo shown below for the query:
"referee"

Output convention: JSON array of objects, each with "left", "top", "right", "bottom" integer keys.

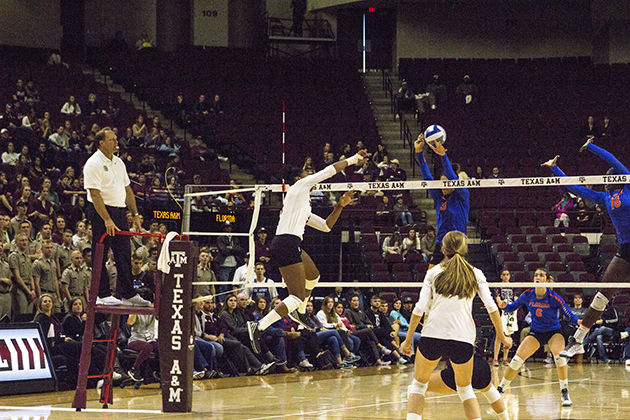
[{"left": 83, "top": 127, "right": 150, "bottom": 307}]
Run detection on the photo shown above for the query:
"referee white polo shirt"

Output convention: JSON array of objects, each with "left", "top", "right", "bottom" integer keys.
[{"left": 83, "top": 149, "right": 130, "bottom": 208}]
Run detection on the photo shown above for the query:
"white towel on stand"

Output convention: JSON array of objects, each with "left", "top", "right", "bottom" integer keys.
[{"left": 158, "top": 231, "right": 179, "bottom": 274}]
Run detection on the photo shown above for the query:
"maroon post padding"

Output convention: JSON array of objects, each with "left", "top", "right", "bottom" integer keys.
[{"left": 158, "top": 240, "right": 197, "bottom": 412}]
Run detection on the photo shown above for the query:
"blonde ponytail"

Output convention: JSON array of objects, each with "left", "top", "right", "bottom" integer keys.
[{"left": 434, "top": 231, "right": 479, "bottom": 299}]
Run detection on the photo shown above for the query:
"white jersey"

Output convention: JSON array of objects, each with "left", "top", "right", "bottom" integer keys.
[
  {"left": 413, "top": 264, "right": 498, "bottom": 345},
  {"left": 275, "top": 165, "right": 337, "bottom": 239}
]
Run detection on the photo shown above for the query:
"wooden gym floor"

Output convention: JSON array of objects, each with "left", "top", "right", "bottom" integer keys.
[{"left": 1, "top": 363, "right": 629, "bottom": 419}]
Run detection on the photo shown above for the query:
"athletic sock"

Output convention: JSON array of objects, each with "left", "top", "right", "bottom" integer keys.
[
  {"left": 298, "top": 298, "right": 308, "bottom": 314},
  {"left": 499, "top": 377, "right": 512, "bottom": 389},
  {"left": 258, "top": 309, "right": 282, "bottom": 330},
  {"left": 574, "top": 324, "right": 590, "bottom": 342},
  {"left": 497, "top": 410, "right": 509, "bottom": 420},
  {"left": 406, "top": 414, "right": 421, "bottom": 420},
  {"left": 559, "top": 378, "right": 568, "bottom": 391}
]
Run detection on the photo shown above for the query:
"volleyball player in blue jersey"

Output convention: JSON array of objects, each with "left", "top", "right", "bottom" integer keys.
[
  {"left": 496, "top": 268, "right": 578, "bottom": 406},
  {"left": 542, "top": 136, "right": 630, "bottom": 357},
  {"left": 415, "top": 134, "right": 470, "bottom": 267}
]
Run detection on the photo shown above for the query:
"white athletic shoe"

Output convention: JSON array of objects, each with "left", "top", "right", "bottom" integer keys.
[
  {"left": 299, "top": 359, "right": 314, "bottom": 369},
  {"left": 560, "top": 336, "right": 585, "bottom": 358},
  {"left": 561, "top": 388, "right": 572, "bottom": 407},
  {"left": 96, "top": 295, "right": 123, "bottom": 306},
  {"left": 121, "top": 294, "right": 152, "bottom": 307}
]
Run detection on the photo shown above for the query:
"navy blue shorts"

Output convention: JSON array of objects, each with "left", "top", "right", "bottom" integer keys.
[
  {"left": 527, "top": 329, "right": 563, "bottom": 346},
  {"left": 418, "top": 337, "right": 474, "bottom": 365},
  {"left": 271, "top": 234, "right": 303, "bottom": 268}
]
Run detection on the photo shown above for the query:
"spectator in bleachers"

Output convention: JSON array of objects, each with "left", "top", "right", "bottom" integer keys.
[
  {"left": 402, "top": 227, "right": 420, "bottom": 258},
  {"left": 390, "top": 298, "right": 420, "bottom": 349},
  {"left": 194, "top": 95, "right": 210, "bottom": 116},
  {"left": 35, "top": 293, "right": 80, "bottom": 386},
  {"left": 216, "top": 221, "right": 245, "bottom": 295},
  {"left": 600, "top": 116, "right": 614, "bottom": 139},
  {"left": 453, "top": 163, "right": 469, "bottom": 180},
  {"left": 474, "top": 166, "right": 484, "bottom": 179},
  {"left": 580, "top": 115, "right": 599, "bottom": 139},
  {"left": 84, "top": 93, "right": 100, "bottom": 116},
  {"left": 10, "top": 232, "right": 35, "bottom": 317},
  {"left": 195, "top": 247, "right": 216, "bottom": 299},
  {"left": 2, "top": 141, "right": 19, "bottom": 165},
  {"left": 376, "top": 154, "right": 390, "bottom": 177},
  {"left": 211, "top": 94, "right": 224, "bottom": 114},
  {"left": 31, "top": 185, "right": 54, "bottom": 229},
  {"left": 0, "top": 216, "right": 10, "bottom": 244},
  {"left": 157, "top": 136, "right": 180, "bottom": 156},
  {"left": 0, "top": 244, "right": 11, "bottom": 320},
  {"left": 584, "top": 304, "right": 618, "bottom": 364},
  {"left": 126, "top": 313, "right": 158, "bottom": 382},
  {"left": 132, "top": 115, "right": 148, "bottom": 139},
  {"left": 38, "top": 118, "right": 52, "bottom": 141},
  {"left": 21, "top": 109, "right": 37, "bottom": 132},
  {"left": 395, "top": 80, "right": 415, "bottom": 119},
  {"left": 382, "top": 229, "right": 403, "bottom": 258},
  {"left": 255, "top": 227, "right": 272, "bottom": 271},
  {"left": 15, "top": 154, "right": 30, "bottom": 177},
  {"left": 51, "top": 215, "right": 67, "bottom": 244},
  {"left": 420, "top": 226, "right": 436, "bottom": 262},
  {"left": 575, "top": 199, "right": 591, "bottom": 228},
  {"left": 553, "top": 192, "right": 575, "bottom": 228},
  {"left": 32, "top": 239, "right": 60, "bottom": 312},
  {"left": 143, "top": 127, "right": 160, "bottom": 148},
  {"left": 25, "top": 80, "right": 40, "bottom": 105},
  {"left": 426, "top": 74, "right": 447, "bottom": 108},
  {"left": 49, "top": 125, "right": 70, "bottom": 151},
  {"left": 488, "top": 166, "right": 502, "bottom": 179},
  {"left": 302, "top": 156, "right": 315, "bottom": 175},
  {"left": 372, "top": 143, "right": 388, "bottom": 164},
  {"left": 72, "top": 221, "right": 87, "bottom": 247},
  {"left": 455, "top": 74, "right": 478, "bottom": 105},
  {"left": 366, "top": 295, "right": 406, "bottom": 364},
  {"left": 384, "top": 159, "right": 406, "bottom": 181},
  {"left": 10, "top": 201, "right": 31, "bottom": 238},
  {"left": 243, "top": 262, "right": 278, "bottom": 302},
  {"left": 344, "top": 295, "right": 393, "bottom": 366},
  {"left": 61, "top": 297, "right": 85, "bottom": 341},
  {"left": 61, "top": 250, "right": 89, "bottom": 309},
  {"left": 393, "top": 195, "right": 413, "bottom": 227},
  {"left": 55, "top": 230, "right": 75, "bottom": 275},
  {"left": 375, "top": 195, "right": 392, "bottom": 224},
  {"left": 316, "top": 296, "right": 361, "bottom": 364},
  {"left": 60, "top": 96, "right": 81, "bottom": 116}
]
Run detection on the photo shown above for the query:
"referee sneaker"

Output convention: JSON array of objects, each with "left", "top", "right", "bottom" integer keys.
[{"left": 83, "top": 127, "right": 150, "bottom": 307}]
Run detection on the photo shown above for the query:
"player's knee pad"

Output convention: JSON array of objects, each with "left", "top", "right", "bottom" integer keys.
[
  {"left": 456, "top": 384, "right": 476, "bottom": 402},
  {"left": 482, "top": 385, "right": 502, "bottom": 404},
  {"left": 305, "top": 275, "right": 320, "bottom": 290},
  {"left": 407, "top": 379, "right": 428, "bottom": 397},
  {"left": 509, "top": 355, "right": 524, "bottom": 371},
  {"left": 554, "top": 354, "right": 567, "bottom": 367},
  {"left": 282, "top": 295, "right": 303, "bottom": 313},
  {"left": 590, "top": 292, "right": 609, "bottom": 312}
]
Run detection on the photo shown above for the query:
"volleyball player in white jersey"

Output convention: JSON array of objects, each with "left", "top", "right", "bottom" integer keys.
[
  {"left": 247, "top": 149, "right": 369, "bottom": 352},
  {"left": 401, "top": 231, "right": 512, "bottom": 420}
]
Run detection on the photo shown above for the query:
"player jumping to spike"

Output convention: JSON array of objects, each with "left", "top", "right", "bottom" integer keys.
[{"left": 246, "top": 149, "right": 370, "bottom": 353}]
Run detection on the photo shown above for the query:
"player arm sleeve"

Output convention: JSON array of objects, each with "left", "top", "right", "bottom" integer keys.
[
  {"left": 588, "top": 143, "right": 630, "bottom": 175},
  {"left": 415, "top": 152, "right": 441, "bottom": 200},
  {"left": 412, "top": 273, "right": 433, "bottom": 317},
  {"left": 306, "top": 213, "right": 331, "bottom": 232},
  {"left": 503, "top": 291, "right": 526, "bottom": 313},
  {"left": 441, "top": 153, "right": 458, "bottom": 180},
  {"left": 297, "top": 165, "right": 337, "bottom": 190},
  {"left": 551, "top": 165, "right": 605, "bottom": 206},
  {"left": 556, "top": 294, "right": 579, "bottom": 325},
  {"left": 478, "top": 273, "right": 499, "bottom": 313}
]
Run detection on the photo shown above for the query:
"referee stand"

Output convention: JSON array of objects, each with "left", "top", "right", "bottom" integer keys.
[{"left": 72, "top": 231, "right": 197, "bottom": 413}]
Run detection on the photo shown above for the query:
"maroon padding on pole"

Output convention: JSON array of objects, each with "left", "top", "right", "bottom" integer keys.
[{"left": 158, "top": 240, "right": 197, "bottom": 413}]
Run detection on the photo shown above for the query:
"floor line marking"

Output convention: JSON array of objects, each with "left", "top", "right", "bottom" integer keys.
[
  {"left": 0, "top": 405, "right": 163, "bottom": 414},
  {"left": 243, "top": 378, "right": 590, "bottom": 420}
]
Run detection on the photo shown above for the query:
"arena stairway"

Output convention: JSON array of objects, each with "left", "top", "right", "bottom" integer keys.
[{"left": 363, "top": 71, "right": 436, "bottom": 227}]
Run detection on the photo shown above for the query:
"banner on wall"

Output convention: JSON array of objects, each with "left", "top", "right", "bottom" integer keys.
[{"left": 193, "top": 0, "right": 229, "bottom": 47}]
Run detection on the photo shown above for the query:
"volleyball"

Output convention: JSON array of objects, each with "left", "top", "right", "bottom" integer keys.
[{"left": 424, "top": 124, "right": 446, "bottom": 145}]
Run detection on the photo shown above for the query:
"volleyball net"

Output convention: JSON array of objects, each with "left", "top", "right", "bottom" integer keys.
[{"left": 180, "top": 174, "right": 626, "bottom": 297}]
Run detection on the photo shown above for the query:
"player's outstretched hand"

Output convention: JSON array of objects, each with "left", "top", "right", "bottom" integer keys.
[
  {"left": 427, "top": 139, "right": 447, "bottom": 156},
  {"left": 540, "top": 155, "right": 560, "bottom": 168},
  {"left": 414, "top": 133, "right": 425, "bottom": 153},
  {"left": 580, "top": 135, "right": 595, "bottom": 153},
  {"left": 339, "top": 190, "right": 358, "bottom": 207}
]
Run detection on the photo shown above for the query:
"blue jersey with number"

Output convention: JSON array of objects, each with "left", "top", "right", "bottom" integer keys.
[
  {"left": 416, "top": 152, "right": 469, "bottom": 243},
  {"left": 503, "top": 289, "right": 578, "bottom": 332},
  {"left": 552, "top": 143, "right": 630, "bottom": 244}
]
